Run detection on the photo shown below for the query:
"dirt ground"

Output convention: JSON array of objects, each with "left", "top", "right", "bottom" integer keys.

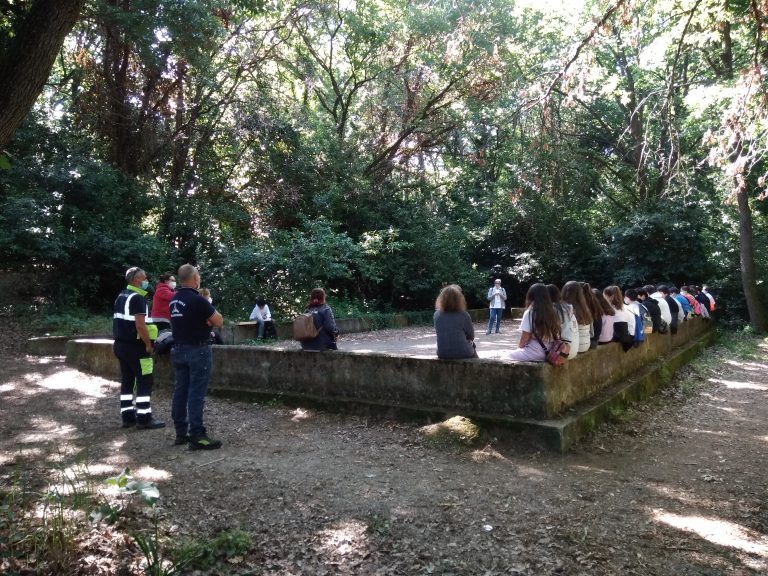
[{"left": 2, "top": 320, "right": 768, "bottom": 575}]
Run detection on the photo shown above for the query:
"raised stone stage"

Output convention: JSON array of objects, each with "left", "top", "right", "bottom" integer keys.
[{"left": 62, "top": 316, "right": 714, "bottom": 451}]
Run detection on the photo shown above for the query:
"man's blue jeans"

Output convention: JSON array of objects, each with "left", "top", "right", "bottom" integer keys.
[
  {"left": 487, "top": 307, "right": 503, "bottom": 333},
  {"left": 171, "top": 343, "right": 212, "bottom": 438}
]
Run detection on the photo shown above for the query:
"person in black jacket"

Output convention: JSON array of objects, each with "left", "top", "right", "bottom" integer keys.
[
  {"left": 637, "top": 288, "right": 662, "bottom": 333},
  {"left": 300, "top": 288, "right": 340, "bottom": 351},
  {"left": 658, "top": 284, "right": 679, "bottom": 335}
]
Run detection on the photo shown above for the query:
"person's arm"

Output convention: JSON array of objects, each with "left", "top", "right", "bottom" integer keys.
[
  {"left": 464, "top": 313, "right": 475, "bottom": 341},
  {"left": 518, "top": 331, "right": 531, "bottom": 348},
  {"left": 500, "top": 288, "right": 507, "bottom": 301},
  {"left": 134, "top": 314, "right": 152, "bottom": 353},
  {"left": 263, "top": 305, "right": 271, "bottom": 321},
  {"left": 207, "top": 310, "right": 224, "bottom": 328},
  {"left": 323, "top": 307, "right": 339, "bottom": 337}
]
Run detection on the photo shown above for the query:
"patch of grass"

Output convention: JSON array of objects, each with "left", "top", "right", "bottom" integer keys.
[
  {"left": 174, "top": 528, "right": 252, "bottom": 571},
  {"left": 421, "top": 416, "right": 487, "bottom": 449},
  {"left": 365, "top": 507, "right": 392, "bottom": 537},
  {"left": 607, "top": 404, "right": 639, "bottom": 424},
  {"left": 34, "top": 311, "right": 112, "bottom": 336},
  {"left": 712, "top": 328, "right": 766, "bottom": 361}
]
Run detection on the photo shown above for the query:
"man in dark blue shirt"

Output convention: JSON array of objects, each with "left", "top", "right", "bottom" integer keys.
[{"left": 170, "top": 264, "right": 224, "bottom": 450}]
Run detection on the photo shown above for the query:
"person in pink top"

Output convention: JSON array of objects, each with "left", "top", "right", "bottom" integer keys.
[
  {"left": 151, "top": 273, "right": 176, "bottom": 331},
  {"left": 592, "top": 288, "right": 615, "bottom": 344}
]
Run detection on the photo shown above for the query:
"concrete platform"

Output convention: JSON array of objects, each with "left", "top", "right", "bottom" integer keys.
[{"left": 64, "top": 317, "right": 715, "bottom": 451}]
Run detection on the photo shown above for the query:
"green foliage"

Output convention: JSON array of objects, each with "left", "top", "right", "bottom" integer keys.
[
  {"left": 1, "top": 0, "right": 766, "bottom": 327},
  {"left": 174, "top": 529, "right": 252, "bottom": 571},
  {"left": 33, "top": 309, "right": 112, "bottom": 336}
]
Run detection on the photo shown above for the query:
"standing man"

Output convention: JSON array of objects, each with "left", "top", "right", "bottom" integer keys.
[
  {"left": 486, "top": 279, "right": 507, "bottom": 334},
  {"left": 113, "top": 267, "right": 164, "bottom": 429},
  {"left": 170, "top": 264, "right": 224, "bottom": 450}
]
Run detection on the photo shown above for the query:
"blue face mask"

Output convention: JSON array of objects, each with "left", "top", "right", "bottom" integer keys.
[{"left": 140, "top": 280, "right": 149, "bottom": 290}]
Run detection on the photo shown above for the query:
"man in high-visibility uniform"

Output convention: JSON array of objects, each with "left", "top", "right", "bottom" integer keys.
[{"left": 113, "top": 266, "right": 165, "bottom": 429}]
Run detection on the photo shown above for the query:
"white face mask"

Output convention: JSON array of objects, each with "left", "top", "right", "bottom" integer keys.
[
  {"left": 168, "top": 281, "right": 177, "bottom": 290},
  {"left": 206, "top": 297, "right": 213, "bottom": 304}
]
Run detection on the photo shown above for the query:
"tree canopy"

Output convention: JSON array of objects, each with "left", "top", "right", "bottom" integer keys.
[{"left": 1, "top": 0, "right": 766, "bottom": 328}]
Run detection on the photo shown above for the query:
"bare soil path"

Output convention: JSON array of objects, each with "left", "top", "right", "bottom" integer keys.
[{"left": 2, "top": 325, "right": 768, "bottom": 575}]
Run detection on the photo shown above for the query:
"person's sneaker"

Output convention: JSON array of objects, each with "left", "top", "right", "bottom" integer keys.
[
  {"left": 136, "top": 418, "right": 166, "bottom": 430},
  {"left": 189, "top": 436, "right": 222, "bottom": 451},
  {"left": 173, "top": 435, "right": 190, "bottom": 446}
]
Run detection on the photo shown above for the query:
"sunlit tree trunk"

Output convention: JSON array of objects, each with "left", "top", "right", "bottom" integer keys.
[
  {"left": 0, "top": 0, "right": 86, "bottom": 151},
  {"left": 735, "top": 186, "right": 768, "bottom": 332}
]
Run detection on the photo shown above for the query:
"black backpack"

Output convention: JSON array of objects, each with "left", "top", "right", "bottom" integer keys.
[{"left": 153, "top": 329, "right": 174, "bottom": 355}]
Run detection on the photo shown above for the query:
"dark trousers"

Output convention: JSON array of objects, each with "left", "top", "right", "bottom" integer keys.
[
  {"left": 113, "top": 340, "right": 154, "bottom": 424},
  {"left": 171, "top": 343, "right": 212, "bottom": 438}
]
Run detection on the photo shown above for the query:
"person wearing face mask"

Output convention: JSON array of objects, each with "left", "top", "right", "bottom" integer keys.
[
  {"left": 199, "top": 289, "right": 223, "bottom": 344},
  {"left": 170, "top": 264, "right": 224, "bottom": 450},
  {"left": 151, "top": 273, "right": 176, "bottom": 331},
  {"left": 113, "top": 266, "right": 165, "bottom": 430}
]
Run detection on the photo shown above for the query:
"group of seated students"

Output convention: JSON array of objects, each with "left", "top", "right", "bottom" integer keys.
[
  {"left": 508, "top": 282, "right": 714, "bottom": 363},
  {"left": 433, "top": 281, "right": 715, "bottom": 362}
]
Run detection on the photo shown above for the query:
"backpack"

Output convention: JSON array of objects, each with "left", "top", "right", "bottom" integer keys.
[
  {"left": 630, "top": 306, "right": 645, "bottom": 345},
  {"left": 533, "top": 333, "right": 569, "bottom": 366},
  {"left": 658, "top": 318, "right": 669, "bottom": 334},
  {"left": 293, "top": 312, "right": 320, "bottom": 341},
  {"left": 153, "top": 329, "right": 174, "bottom": 355},
  {"left": 638, "top": 303, "right": 653, "bottom": 334}
]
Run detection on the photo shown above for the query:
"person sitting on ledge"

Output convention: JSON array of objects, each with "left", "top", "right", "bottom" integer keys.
[
  {"left": 249, "top": 298, "right": 266, "bottom": 340},
  {"left": 507, "top": 283, "right": 561, "bottom": 362},
  {"left": 300, "top": 288, "right": 339, "bottom": 351},
  {"left": 434, "top": 284, "right": 477, "bottom": 359},
  {"left": 253, "top": 297, "right": 277, "bottom": 338}
]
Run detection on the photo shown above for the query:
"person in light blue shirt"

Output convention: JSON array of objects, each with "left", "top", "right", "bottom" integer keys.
[{"left": 670, "top": 287, "right": 692, "bottom": 319}]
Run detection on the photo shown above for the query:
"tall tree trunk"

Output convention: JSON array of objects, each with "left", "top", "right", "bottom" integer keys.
[
  {"left": 0, "top": 0, "right": 86, "bottom": 150},
  {"left": 735, "top": 186, "right": 768, "bottom": 332}
]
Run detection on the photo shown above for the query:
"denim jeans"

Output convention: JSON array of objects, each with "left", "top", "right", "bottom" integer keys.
[
  {"left": 255, "top": 317, "right": 265, "bottom": 339},
  {"left": 171, "top": 343, "right": 212, "bottom": 438},
  {"left": 487, "top": 308, "right": 503, "bottom": 333}
]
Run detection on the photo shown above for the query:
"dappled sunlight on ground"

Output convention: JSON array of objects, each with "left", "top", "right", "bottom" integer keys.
[
  {"left": 134, "top": 465, "right": 173, "bottom": 482},
  {"left": 724, "top": 359, "right": 768, "bottom": 371},
  {"left": 32, "top": 368, "right": 108, "bottom": 397},
  {"left": 709, "top": 377, "right": 767, "bottom": 390},
  {"left": 569, "top": 464, "right": 616, "bottom": 475},
  {"left": 290, "top": 407, "right": 313, "bottom": 422},
  {"left": 652, "top": 508, "right": 768, "bottom": 560},
  {"left": 317, "top": 520, "right": 369, "bottom": 557}
]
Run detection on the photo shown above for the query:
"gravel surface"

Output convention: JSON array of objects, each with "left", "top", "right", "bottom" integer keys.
[{"left": 2, "top": 319, "right": 768, "bottom": 575}]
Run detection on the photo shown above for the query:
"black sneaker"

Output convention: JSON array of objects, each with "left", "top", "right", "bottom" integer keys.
[
  {"left": 122, "top": 419, "right": 136, "bottom": 428},
  {"left": 136, "top": 418, "right": 166, "bottom": 430},
  {"left": 189, "top": 436, "right": 222, "bottom": 450},
  {"left": 174, "top": 435, "right": 190, "bottom": 446}
]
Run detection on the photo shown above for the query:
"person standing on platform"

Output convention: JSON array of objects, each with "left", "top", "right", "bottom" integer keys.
[
  {"left": 113, "top": 267, "right": 164, "bottom": 430},
  {"left": 150, "top": 273, "right": 176, "bottom": 331},
  {"left": 170, "top": 264, "right": 224, "bottom": 450},
  {"left": 486, "top": 279, "right": 507, "bottom": 334}
]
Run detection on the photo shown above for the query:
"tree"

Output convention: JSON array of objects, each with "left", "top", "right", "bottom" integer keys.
[{"left": 0, "top": 0, "right": 86, "bottom": 151}]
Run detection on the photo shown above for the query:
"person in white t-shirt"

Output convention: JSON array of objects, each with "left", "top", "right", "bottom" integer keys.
[{"left": 603, "top": 285, "right": 635, "bottom": 351}]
